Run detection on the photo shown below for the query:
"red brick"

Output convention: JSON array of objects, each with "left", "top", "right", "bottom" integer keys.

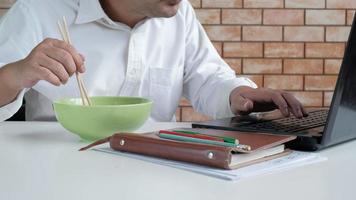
[
  {"left": 347, "top": 10, "right": 355, "bottom": 25},
  {"left": 325, "top": 59, "right": 342, "bottom": 74},
  {"left": 284, "top": 26, "right": 324, "bottom": 42},
  {"left": 306, "top": 43, "right": 346, "bottom": 58},
  {"left": 224, "top": 42, "right": 263, "bottom": 57},
  {"left": 306, "top": 10, "right": 345, "bottom": 25},
  {"left": 225, "top": 58, "right": 242, "bottom": 74},
  {"left": 242, "top": 26, "right": 282, "bottom": 41},
  {"left": 290, "top": 92, "right": 323, "bottom": 107},
  {"left": 284, "top": 59, "right": 323, "bottom": 74},
  {"left": 285, "top": 0, "right": 325, "bottom": 8},
  {"left": 327, "top": 0, "right": 356, "bottom": 9},
  {"left": 222, "top": 9, "right": 262, "bottom": 24},
  {"left": 324, "top": 92, "right": 334, "bottom": 107},
  {"left": 195, "top": 9, "right": 220, "bottom": 24},
  {"left": 305, "top": 75, "right": 337, "bottom": 91},
  {"left": 212, "top": 42, "right": 222, "bottom": 56},
  {"left": 264, "top": 75, "right": 304, "bottom": 90},
  {"left": 265, "top": 43, "right": 304, "bottom": 58},
  {"left": 181, "top": 107, "right": 212, "bottom": 122},
  {"left": 204, "top": 25, "right": 241, "bottom": 41},
  {"left": 202, "top": 0, "right": 242, "bottom": 8},
  {"left": 263, "top": 9, "right": 304, "bottom": 25},
  {"left": 179, "top": 98, "right": 191, "bottom": 106},
  {"left": 244, "top": 0, "right": 283, "bottom": 8},
  {"left": 189, "top": 0, "right": 201, "bottom": 8},
  {"left": 243, "top": 59, "right": 282, "bottom": 74},
  {"left": 326, "top": 26, "right": 352, "bottom": 42},
  {"left": 238, "top": 75, "right": 263, "bottom": 87}
]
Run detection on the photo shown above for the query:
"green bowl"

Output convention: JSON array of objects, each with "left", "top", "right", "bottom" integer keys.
[{"left": 53, "top": 96, "right": 152, "bottom": 141}]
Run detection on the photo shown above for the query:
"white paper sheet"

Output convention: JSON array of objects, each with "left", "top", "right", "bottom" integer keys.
[{"left": 94, "top": 147, "right": 327, "bottom": 181}]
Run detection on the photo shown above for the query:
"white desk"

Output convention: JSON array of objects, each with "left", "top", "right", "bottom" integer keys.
[{"left": 0, "top": 122, "right": 355, "bottom": 200}]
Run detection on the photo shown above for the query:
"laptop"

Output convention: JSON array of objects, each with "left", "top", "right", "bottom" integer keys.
[{"left": 192, "top": 15, "right": 356, "bottom": 151}]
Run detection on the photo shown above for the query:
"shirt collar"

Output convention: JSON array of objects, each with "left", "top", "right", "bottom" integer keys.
[{"left": 75, "top": 0, "right": 107, "bottom": 24}]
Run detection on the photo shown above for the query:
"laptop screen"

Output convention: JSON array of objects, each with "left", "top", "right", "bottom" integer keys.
[{"left": 322, "top": 15, "right": 356, "bottom": 146}]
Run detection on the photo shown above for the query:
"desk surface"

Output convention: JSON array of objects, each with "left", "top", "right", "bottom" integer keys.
[{"left": 0, "top": 121, "right": 355, "bottom": 200}]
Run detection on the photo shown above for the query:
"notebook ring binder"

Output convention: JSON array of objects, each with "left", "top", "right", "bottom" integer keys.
[{"left": 79, "top": 131, "right": 296, "bottom": 169}]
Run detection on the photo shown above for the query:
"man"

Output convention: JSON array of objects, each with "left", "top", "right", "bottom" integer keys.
[{"left": 0, "top": 0, "right": 307, "bottom": 122}]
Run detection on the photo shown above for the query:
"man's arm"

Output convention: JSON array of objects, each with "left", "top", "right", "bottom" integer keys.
[
  {"left": 0, "top": 39, "right": 85, "bottom": 107},
  {"left": 181, "top": 2, "right": 257, "bottom": 119},
  {"left": 181, "top": 1, "right": 307, "bottom": 119},
  {"left": 0, "top": 1, "right": 84, "bottom": 121}
]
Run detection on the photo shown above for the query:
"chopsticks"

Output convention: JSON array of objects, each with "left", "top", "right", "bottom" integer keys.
[{"left": 57, "top": 16, "right": 92, "bottom": 106}]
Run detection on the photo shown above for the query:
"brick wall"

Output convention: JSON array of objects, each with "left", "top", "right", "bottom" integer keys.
[
  {"left": 183, "top": 0, "right": 355, "bottom": 122},
  {"left": 1, "top": 0, "right": 354, "bottom": 122}
]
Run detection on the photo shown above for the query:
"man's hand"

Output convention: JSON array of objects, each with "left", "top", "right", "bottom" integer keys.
[
  {"left": 8, "top": 38, "right": 85, "bottom": 91},
  {"left": 230, "top": 86, "right": 308, "bottom": 118}
]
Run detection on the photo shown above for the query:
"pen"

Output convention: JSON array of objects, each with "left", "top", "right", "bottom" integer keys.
[
  {"left": 158, "top": 133, "right": 251, "bottom": 151},
  {"left": 158, "top": 130, "right": 224, "bottom": 142},
  {"left": 172, "top": 130, "right": 239, "bottom": 144}
]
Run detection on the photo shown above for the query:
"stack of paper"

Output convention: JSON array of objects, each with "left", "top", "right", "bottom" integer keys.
[{"left": 95, "top": 147, "right": 327, "bottom": 181}]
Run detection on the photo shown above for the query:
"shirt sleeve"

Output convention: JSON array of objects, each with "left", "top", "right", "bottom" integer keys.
[
  {"left": 181, "top": 1, "right": 257, "bottom": 119},
  {"left": 0, "top": 2, "right": 42, "bottom": 122}
]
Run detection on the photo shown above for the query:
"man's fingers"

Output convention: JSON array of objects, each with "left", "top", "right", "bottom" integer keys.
[
  {"left": 271, "top": 93, "right": 290, "bottom": 117},
  {"left": 78, "top": 54, "right": 86, "bottom": 73},
  {"left": 49, "top": 39, "right": 85, "bottom": 72},
  {"left": 232, "top": 94, "right": 254, "bottom": 114},
  {"left": 301, "top": 105, "right": 309, "bottom": 117},
  {"left": 38, "top": 55, "right": 70, "bottom": 84},
  {"left": 282, "top": 92, "right": 306, "bottom": 118},
  {"left": 45, "top": 46, "right": 77, "bottom": 76},
  {"left": 34, "top": 67, "right": 61, "bottom": 86}
]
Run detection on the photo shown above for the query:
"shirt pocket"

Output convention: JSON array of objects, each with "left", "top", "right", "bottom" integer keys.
[{"left": 149, "top": 67, "right": 179, "bottom": 121}]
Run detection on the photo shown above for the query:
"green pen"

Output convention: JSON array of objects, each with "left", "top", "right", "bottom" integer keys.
[
  {"left": 159, "top": 133, "right": 251, "bottom": 151},
  {"left": 172, "top": 130, "right": 239, "bottom": 144}
]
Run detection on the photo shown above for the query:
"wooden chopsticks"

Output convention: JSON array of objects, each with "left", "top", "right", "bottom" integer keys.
[{"left": 57, "top": 16, "right": 92, "bottom": 106}]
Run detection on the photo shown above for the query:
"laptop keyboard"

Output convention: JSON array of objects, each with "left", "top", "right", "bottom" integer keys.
[{"left": 236, "top": 110, "right": 329, "bottom": 134}]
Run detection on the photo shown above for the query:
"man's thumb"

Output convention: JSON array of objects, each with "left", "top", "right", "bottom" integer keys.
[{"left": 233, "top": 95, "right": 254, "bottom": 114}]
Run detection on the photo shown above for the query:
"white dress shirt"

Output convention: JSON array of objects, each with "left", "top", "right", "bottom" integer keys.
[{"left": 0, "top": 0, "right": 256, "bottom": 122}]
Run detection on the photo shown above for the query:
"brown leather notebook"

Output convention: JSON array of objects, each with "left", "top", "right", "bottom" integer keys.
[{"left": 80, "top": 129, "right": 296, "bottom": 170}]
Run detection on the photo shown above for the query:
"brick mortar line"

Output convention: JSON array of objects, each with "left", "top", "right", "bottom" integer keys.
[
  {"left": 235, "top": 57, "right": 310, "bottom": 59},
  {"left": 345, "top": 9, "right": 349, "bottom": 25},
  {"left": 221, "top": 41, "right": 346, "bottom": 44},
  {"left": 282, "top": 26, "right": 285, "bottom": 42},
  {"left": 207, "top": 25, "right": 350, "bottom": 27},
  {"left": 215, "top": 23, "right": 350, "bottom": 26},
  {"left": 211, "top": 8, "right": 352, "bottom": 10},
  {"left": 323, "top": 58, "right": 326, "bottom": 74},
  {"left": 224, "top": 57, "right": 344, "bottom": 59},
  {"left": 219, "top": 8, "right": 222, "bottom": 24},
  {"left": 214, "top": 40, "right": 348, "bottom": 43},
  {"left": 241, "top": 58, "right": 244, "bottom": 74},
  {"left": 221, "top": 42, "right": 224, "bottom": 57},
  {"left": 243, "top": 74, "right": 338, "bottom": 76},
  {"left": 282, "top": 58, "right": 285, "bottom": 74},
  {"left": 179, "top": 107, "right": 183, "bottom": 122}
]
